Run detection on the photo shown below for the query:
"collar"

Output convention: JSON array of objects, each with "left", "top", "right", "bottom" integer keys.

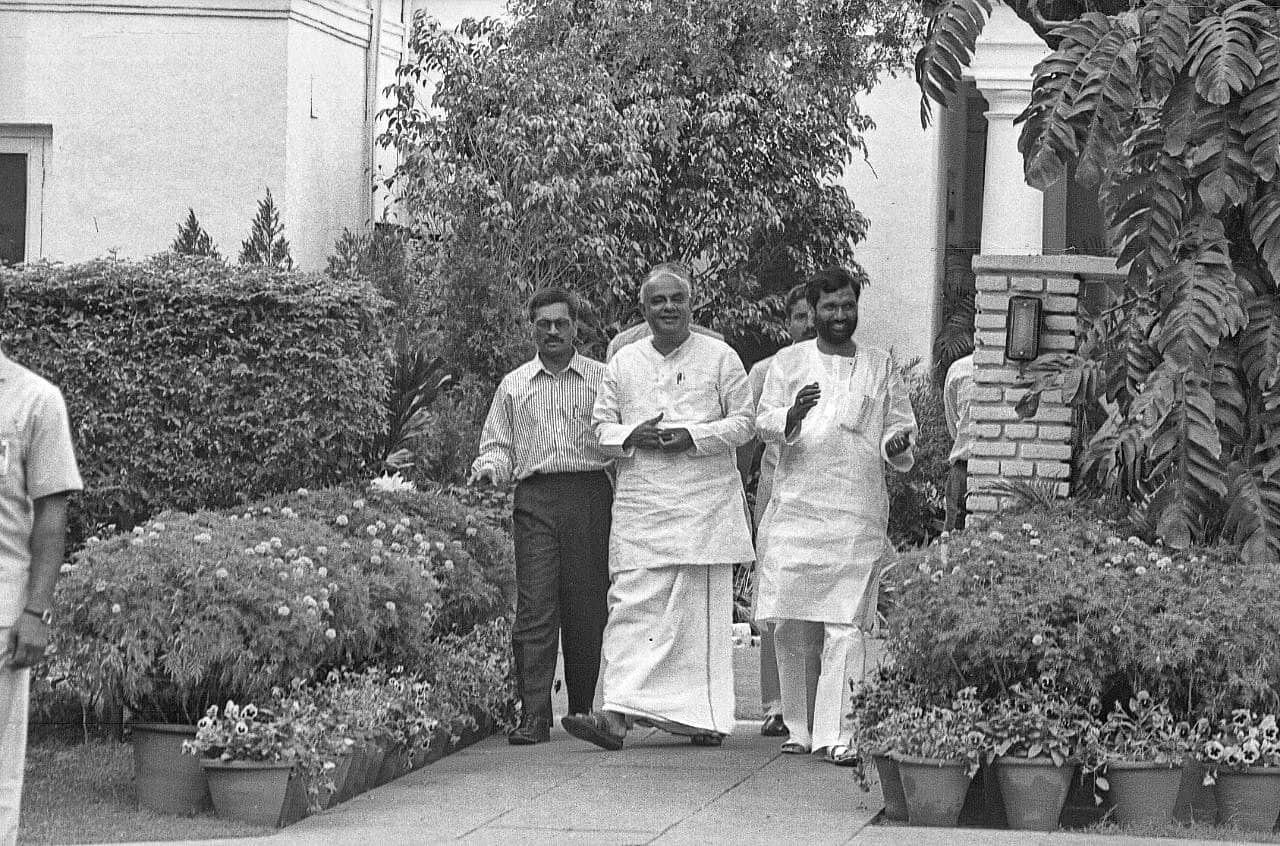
[
  {"left": 648, "top": 330, "right": 695, "bottom": 359},
  {"left": 532, "top": 351, "right": 585, "bottom": 378}
]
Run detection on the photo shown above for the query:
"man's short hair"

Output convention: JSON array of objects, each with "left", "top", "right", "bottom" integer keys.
[
  {"left": 784, "top": 283, "right": 808, "bottom": 319},
  {"left": 639, "top": 262, "right": 693, "bottom": 301},
  {"left": 805, "top": 265, "right": 864, "bottom": 308},
  {"left": 525, "top": 287, "right": 579, "bottom": 322}
]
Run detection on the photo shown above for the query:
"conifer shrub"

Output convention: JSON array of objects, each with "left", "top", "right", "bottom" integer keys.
[{"left": 0, "top": 254, "right": 387, "bottom": 541}]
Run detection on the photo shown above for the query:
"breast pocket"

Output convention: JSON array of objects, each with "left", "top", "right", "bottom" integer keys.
[
  {"left": 668, "top": 366, "right": 718, "bottom": 423},
  {"left": 0, "top": 431, "right": 25, "bottom": 497}
]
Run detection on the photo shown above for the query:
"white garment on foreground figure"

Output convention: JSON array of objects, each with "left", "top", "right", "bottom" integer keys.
[
  {"left": 601, "top": 564, "right": 736, "bottom": 735},
  {"left": 592, "top": 332, "right": 755, "bottom": 735}
]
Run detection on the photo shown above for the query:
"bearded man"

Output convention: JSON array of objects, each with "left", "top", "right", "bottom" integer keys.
[
  {"left": 754, "top": 266, "right": 916, "bottom": 764},
  {"left": 562, "top": 262, "right": 755, "bottom": 750}
]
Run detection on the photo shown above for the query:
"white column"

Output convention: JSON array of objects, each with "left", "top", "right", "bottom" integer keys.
[
  {"left": 965, "top": 1, "right": 1051, "bottom": 256},
  {"left": 977, "top": 86, "right": 1043, "bottom": 255}
]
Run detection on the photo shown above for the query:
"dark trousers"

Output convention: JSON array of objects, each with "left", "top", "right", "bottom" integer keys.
[
  {"left": 944, "top": 460, "right": 968, "bottom": 532},
  {"left": 512, "top": 470, "right": 612, "bottom": 722}
]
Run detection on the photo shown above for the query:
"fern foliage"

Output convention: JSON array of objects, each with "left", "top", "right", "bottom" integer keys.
[{"left": 917, "top": 0, "right": 1280, "bottom": 561}]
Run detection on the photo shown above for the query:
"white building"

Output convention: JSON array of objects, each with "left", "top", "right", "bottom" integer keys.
[
  {"left": 1, "top": 0, "right": 1101, "bottom": 366},
  {"left": 1, "top": 0, "right": 406, "bottom": 269}
]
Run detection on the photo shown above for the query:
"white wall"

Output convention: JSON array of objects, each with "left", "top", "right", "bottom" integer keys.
[
  {"left": 0, "top": 8, "right": 290, "bottom": 263},
  {"left": 838, "top": 75, "right": 947, "bottom": 368}
]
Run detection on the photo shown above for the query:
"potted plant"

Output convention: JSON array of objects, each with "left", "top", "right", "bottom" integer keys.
[
  {"left": 184, "top": 699, "right": 318, "bottom": 827},
  {"left": 1197, "top": 709, "right": 1280, "bottom": 831},
  {"left": 979, "top": 678, "right": 1097, "bottom": 831},
  {"left": 1090, "top": 691, "right": 1194, "bottom": 826},
  {"left": 883, "top": 689, "right": 984, "bottom": 827},
  {"left": 847, "top": 668, "right": 927, "bottom": 822}
]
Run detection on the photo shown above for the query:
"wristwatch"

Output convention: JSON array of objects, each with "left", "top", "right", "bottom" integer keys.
[{"left": 23, "top": 606, "right": 53, "bottom": 625}]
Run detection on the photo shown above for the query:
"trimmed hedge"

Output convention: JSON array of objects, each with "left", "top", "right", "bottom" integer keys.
[{"left": 0, "top": 255, "right": 388, "bottom": 542}]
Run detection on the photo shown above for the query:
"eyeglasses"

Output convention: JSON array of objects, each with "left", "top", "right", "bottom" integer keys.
[{"left": 533, "top": 318, "right": 574, "bottom": 333}]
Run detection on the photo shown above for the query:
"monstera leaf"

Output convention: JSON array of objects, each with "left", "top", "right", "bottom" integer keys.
[
  {"left": 1242, "top": 30, "right": 1280, "bottom": 180},
  {"left": 1139, "top": 0, "right": 1193, "bottom": 101},
  {"left": 1250, "top": 183, "right": 1280, "bottom": 283},
  {"left": 1223, "top": 456, "right": 1280, "bottom": 563},
  {"left": 1147, "top": 370, "right": 1227, "bottom": 548},
  {"left": 1187, "top": 0, "right": 1268, "bottom": 106}
]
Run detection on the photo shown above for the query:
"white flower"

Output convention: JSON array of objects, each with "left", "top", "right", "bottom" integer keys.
[
  {"left": 1111, "top": 624, "right": 1122, "bottom": 635},
  {"left": 261, "top": 507, "right": 273, "bottom": 515},
  {"left": 465, "top": 527, "right": 478, "bottom": 537},
  {"left": 152, "top": 522, "right": 167, "bottom": 532},
  {"left": 1126, "top": 535, "right": 1144, "bottom": 546},
  {"left": 988, "top": 531, "right": 1005, "bottom": 542},
  {"left": 193, "top": 532, "right": 212, "bottom": 544},
  {"left": 325, "top": 628, "right": 337, "bottom": 640},
  {"left": 317, "top": 566, "right": 328, "bottom": 578},
  {"left": 370, "top": 555, "right": 382, "bottom": 566},
  {"left": 296, "top": 556, "right": 312, "bottom": 567},
  {"left": 1106, "top": 536, "right": 1122, "bottom": 546},
  {"left": 336, "top": 515, "right": 349, "bottom": 527},
  {"left": 435, "top": 541, "right": 446, "bottom": 552},
  {"left": 316, "top": 545, "right": 328, "bottom": 556},
  {"left": 321, "top": 600, "right": 331, "bottom": 611},
  {"left": 111, "top": 603, "right": 122, "bottom": 614},
  {"left": 303, "top": 595, "right": 317, "bottom": 607},
  {"left": 254, "top": 542, "right": 270, "bottom": 555},
  {"left": 215, "top": 568, "right": 229, "bottom": 579},
  {"left": 1028, "top": 538, "right": 1041, "bottom": 547},
  {"left": 918, "top": 562, "right": 931, "bottom": 574},
  {"left": 87, "top": 536, "right": 100, "bottom": 545},
  {"left": 1032, "top": 634, "right": 1044, "bottom": 646},
  {"left": 130, "top": 538, "right": 145, "bottom": 547},
  {"left": 279, "top": 571, "right": 290, "bottom": 581},
  {"left": 1157, "top": 556, "right": 1173, "bottom": 569},
  {"left": 59, "top": 563, "right": 74, "bottom": 573},
  {"left": 399, "top": 517, "right": 411, "bottom": 526},
  {"left": 366, "top": 525, "right": 379, "bottom": 537},
  {"left": 296, "top": 488, "right": 309, "bottom": 496},
  {"left": 132, "top": 527, "right": 145, "bottom": 536},
  {"left": 385, "top": 601, "right": 397, "bottom": 612},
  {"left": 369, "top": 473, "right": 416, "bottom": 494},
  {"left": 371, "top": 538, "right": 384, "bottom": 549},
  {"left": 1135, "top": 565, "right": 1148, "bottom": 575},
  {"left": 277, "top": 605, "right": 291, "bottom": 617},
  {"left": 243, "top": 547, "right": 255, "bottom": 556},
  {"left": 413, "top": 533, "right": 424, "bottom": 543},
  {"left": 270, "top": 537, "right": 283, "bottom": 548},
  {"left": 1021, "top": 523, "right": 1033, "bottom": 532},
  {"left": 443, "top": 559, "right": 454, "bottom": 571}
]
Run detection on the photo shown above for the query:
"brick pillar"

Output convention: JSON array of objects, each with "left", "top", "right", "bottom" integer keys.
[{"left": 964, "top": 255, "right": 1123, "bottom": 515}]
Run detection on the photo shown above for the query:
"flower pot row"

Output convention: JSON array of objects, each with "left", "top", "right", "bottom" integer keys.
[
  {"left": 132, "top": 722, "right": 466, "bottom": 826},
  {"left": 876, "top": 752, "right": 1280, "bottom": 833}
]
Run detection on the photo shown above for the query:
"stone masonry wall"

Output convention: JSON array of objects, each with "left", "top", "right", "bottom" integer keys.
[{"left": 966, "top": 255, "right": 1126, "bottom": 514}]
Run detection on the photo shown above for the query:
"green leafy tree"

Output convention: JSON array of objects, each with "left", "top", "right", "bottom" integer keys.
[
  {"left": 239, "top": 188, "right": 294, "bottom": 270},
  {"left": 915, "top": 0, "right": 1280, "bottom": 560},
  {"left": 382, "top": 0, "right": 922, "bottom": 381},
  {"left": 171, "top": 208, "right": 222, "bottom": 261}
]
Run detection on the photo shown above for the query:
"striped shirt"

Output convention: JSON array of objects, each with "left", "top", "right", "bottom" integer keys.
[{"left": 471, "top": 352, "right": 610, "bottom": 485}]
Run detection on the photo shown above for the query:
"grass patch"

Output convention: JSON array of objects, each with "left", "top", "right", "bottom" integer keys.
[
  {"left": 1081, "top": 820, "right": 1280, "bottom": 842},
  {"left": 20, "top": 739, "right": 268, "bottom": 844}
]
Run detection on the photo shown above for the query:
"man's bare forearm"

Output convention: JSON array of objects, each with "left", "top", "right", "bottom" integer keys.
[{"left": 26, "top": 495, "right": 68, "bottom": 612}]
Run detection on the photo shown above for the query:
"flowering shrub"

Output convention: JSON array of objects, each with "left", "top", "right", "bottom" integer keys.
[
  {"left": 1094, "top": 691, "right": 1194, "bottom": 768},
  {"left": 882, "top": 689, "right": 985, "bottom": 778},
  {"left": 184, "top": 701, "right": 304, "bottom": 763},
  {"left": 977, "top": 679, "right": 1096, "bottom": 767},
  {"left": 887, "top": 365, "right": 949, "bottom": 548},
  {"left": 55, "top": 485, "right": 513, "bottom": 723},
  {"left": 885, "top": 500, "right": 1280, "bottom": 716},
  {"left": 1197, "top": 710, "right": 1280, "bottom": 784}
]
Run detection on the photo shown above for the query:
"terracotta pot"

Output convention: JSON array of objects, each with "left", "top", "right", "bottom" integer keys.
[
  {"left": 872, "top": 753, "right": 907, "bottom": 822},
  {"left": 1174, "top": 760, "right": 1218, "bottom": 824},
  {"left": 1212, "top": 767, "right": 1280, "bottom": 831},
  {"left": 319, "top": 751, "right": 354, "bottom": 809},
  {"left": 995, "top": 756, "right": 1077, "bottom": 831},
  {"left": 201, "top": 759, "right": 294, "bottom": 827},
  {"left": 1105, "top": 761, "right": 1182, "bottom": 827},
  {"left": 130, "top": 723, "right": 212, "bottom": 815},
  {"left": 896, "top": 755, "right": 972, "bottom": 827},
  {"left": 375, "top": 739, "right": 409, "bottom": 786}
]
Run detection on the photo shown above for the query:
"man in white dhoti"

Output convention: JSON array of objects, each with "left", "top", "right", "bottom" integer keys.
[
  {"left": 562, "top": 262, "right": 755, "bottom": 750},
  {"left": 754, "top": 266, "right": 916, "bottom": 764}
]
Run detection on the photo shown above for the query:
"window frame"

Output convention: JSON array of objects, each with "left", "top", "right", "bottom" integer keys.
[{"left": 0, "top": 125, "right": 51, "bottom": 264}]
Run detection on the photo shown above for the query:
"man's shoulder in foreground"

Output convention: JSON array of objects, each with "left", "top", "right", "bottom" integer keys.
[{"left": 0, "top": 351, "right": 65, "bottom": 401}]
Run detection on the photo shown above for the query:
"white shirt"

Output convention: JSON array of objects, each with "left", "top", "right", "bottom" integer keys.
[
  {"left": 944, "top": 354, "right": 976, "bottom": 463},
  {"left": 593, "top": 333, "right": 755, "bottom": 571},
  {"left": 754, "top": 341, "right": 916, "bottom": 623}
]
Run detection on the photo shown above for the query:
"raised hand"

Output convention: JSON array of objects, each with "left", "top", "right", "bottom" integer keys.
[{"left": 785, "top": 382, "right": 821, "bottom": 434}]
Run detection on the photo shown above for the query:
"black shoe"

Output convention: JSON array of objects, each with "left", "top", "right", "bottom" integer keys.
[
  {"left": 508, "top": 716, "right": 550, "bottom": 745},
  {"left": 760, "top": 713, "right": 788, "bottom": 737},
  {"left": 561, "top": 712, "right": 625, "bottom": 751}
]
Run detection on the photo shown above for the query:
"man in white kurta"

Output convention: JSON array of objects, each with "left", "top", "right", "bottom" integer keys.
[
  {"left": 562, "top": 264, "right": 755, "bottom": 750},
  {"left": 755, "top": 266, "right": 916, "bottom": 761}
]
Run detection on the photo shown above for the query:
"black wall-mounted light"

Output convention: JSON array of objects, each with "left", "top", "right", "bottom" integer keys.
[{"left": 1005, "top": 295, "right": 1043, "bottom": 362}]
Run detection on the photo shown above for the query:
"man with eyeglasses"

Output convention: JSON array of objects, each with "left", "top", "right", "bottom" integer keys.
[{"left": 469, "top": 288, "right": 612, "bottom": 745}]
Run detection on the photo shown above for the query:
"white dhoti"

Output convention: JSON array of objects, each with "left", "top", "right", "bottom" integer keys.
[
  {"left": 775, "top": 621, "right": 867, "bottom": 751},
  {"left": 601, "top": 564, "right": 736, "bottom": 736}
]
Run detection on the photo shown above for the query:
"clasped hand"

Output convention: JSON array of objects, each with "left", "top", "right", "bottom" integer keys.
[{"left": 624, "top": 413, "right": 694, "bottom": 453}]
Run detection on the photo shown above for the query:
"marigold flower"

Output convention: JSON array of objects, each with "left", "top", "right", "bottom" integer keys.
[
  {"left": 193, "top": 532, "right": 211, "bottom": 544},
  {"left": 988, "top": 531, "right": 1005, "bottom": 542},
  {"left": 215, "top": 568, "right": 229, "bottom": 579},
  {"left": 1032, "top": 634, "right": 1044, "bottom": 646},
  {"left": 465, "top": 527, "right": 478, "bottom": 538},
  {"left": 370, "top": 555, "right": 382, "bottom": 566},
  {"left": 371, "top": 538, "right": 384, "bottom": 549},
  {"left": 317, "top": 567, "right": 328, "bottom": 578},
  {"left": 1111, "top": 624, "right": 1122, "bottom": 635},
  {"left": 132, "top": 527, "right": 145, "bottom": 536},
  {"left": 261, "top": 507, "right": 273, "bottom": 515},
  {"left": 296, "top": 488, "right": 309, "bottom": 496},
  {"left": 325, "top": 628, "right": 337, "bottom": 640},
  {"left": 270, "top": 537, "right": 282, "bottom": 548},
  {"left": 336, "top": 515, "right": 349, "bottom": 527},
  {"left": 353, "top": 498, "right": 366, "bottom": 509},
  {"left": 366, "top": 525, "right": 378, "bottom": 537},
  {"left": 1028, "top": 538, "right": 1041, "bottom": 547},
  {"left": 1135, "top": 566, "right": 1147, "bottom": 575},
  {"left": 385, "top": 601, "right": 397, "bottom": 612},
  {"left": 111, "top": 603, "right": 122, "bottom": 614},
  {"left": 278, "top": 605, "right": 291, "bottom": 617}
]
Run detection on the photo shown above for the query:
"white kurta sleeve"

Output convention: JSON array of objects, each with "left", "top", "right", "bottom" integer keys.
[
  {"left": 756, "top": 357, "right": 797, "bottom": 445},
  {"left": 881, "top": 362, "right": 918, "bottom": 473},
  {"left": 472, "top": 378, "right": 515, "bottom": 485},
  {"left": 592, "top": 359, "right": 639, "bottom": 458},
  {"left": 687, "top": 348, "right": 755, "bottom": 454}
]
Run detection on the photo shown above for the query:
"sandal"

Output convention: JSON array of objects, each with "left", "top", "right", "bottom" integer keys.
[
  {"left": 822, "top": 744, "right": 862, "bottom": 767},
  {"left": 690, "top": 733, "right": 723, "bottom": 747},
  {"left": 780, "top": 740, "right": 811, "bottom": 755}
]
